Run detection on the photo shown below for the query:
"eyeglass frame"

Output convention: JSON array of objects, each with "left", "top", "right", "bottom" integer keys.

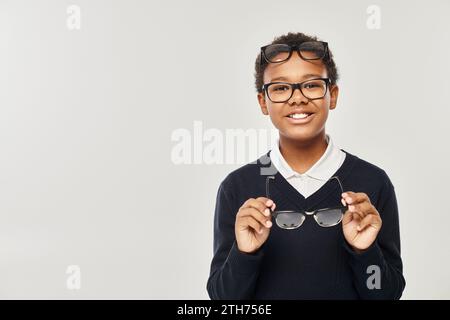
[
  {"left": 262, "top": 77, "right": 331, "bottom": 103},
  {"left": 265, "top": 175, "right": 348, "bottom": 229},
  {"left": 260, "top": 41, "right": 329, "bottom": 66}
]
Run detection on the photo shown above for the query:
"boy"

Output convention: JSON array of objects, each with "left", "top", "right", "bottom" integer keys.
[{"left": 206, "top": 32, "right": 405, "bottom": 299}]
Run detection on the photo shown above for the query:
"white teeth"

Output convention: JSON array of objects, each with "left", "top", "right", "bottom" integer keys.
[{"left": 289, "top": 113, "right": 309, "bottom": 119}]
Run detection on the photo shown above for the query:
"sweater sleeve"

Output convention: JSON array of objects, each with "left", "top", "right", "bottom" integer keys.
[
  {"left": 206, "top": 180, "right": 266, "bottom": 300},
  {"left": 343, "top": 172, "right": 406, "bottom": 299}
]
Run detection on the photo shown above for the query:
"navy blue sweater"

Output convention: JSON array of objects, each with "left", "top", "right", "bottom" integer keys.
[{"left": 207, "top": 149, "right": 405, "bottom": 299}]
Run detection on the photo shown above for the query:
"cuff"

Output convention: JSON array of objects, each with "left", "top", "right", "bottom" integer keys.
[
  {"left": 343, "top": 240, "right": 384, "bottom": 266},
  {"left": 225, "top": 240, "right": 266, "bottom": 275}
]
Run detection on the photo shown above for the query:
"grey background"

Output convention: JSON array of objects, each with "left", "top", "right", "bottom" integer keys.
[{"left": 0, "top": 0, "right": 449, "bottom": 299}]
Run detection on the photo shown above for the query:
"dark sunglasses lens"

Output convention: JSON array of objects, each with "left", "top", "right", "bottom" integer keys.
[
  {"left": 264, "top": 44, "right": 291, "bottom": 63},
  {"left": 275, "top": 212, "right": 305, "bottom": 229},
  {"left": 298, "top": 41, "right": 326, "bottom": 60},
  {"left": 315, "top": 208, "right": 343, "bottom": 227}
]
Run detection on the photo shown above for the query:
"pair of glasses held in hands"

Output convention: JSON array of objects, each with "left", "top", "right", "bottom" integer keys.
[{"left": 266, "top": 175, "right": 348, "bottom": 230}]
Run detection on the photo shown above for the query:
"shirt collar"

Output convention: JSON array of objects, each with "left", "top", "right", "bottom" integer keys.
[{"left": 270, "top": 134, "right": 342, "bottom": 181}]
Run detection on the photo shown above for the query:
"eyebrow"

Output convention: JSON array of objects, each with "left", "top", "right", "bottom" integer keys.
[{"left": 269, "top": 74, "right": 323, "bottom": 82}]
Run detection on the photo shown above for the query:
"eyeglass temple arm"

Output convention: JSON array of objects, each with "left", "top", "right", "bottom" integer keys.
[
  {"left": 303, "top": 176, "right": 346, "bottom": 213},
  {"left": 329, "top": 175, "right": 347, "bottom": 205},
  {"left": 265, "top": 176, "right": 275, "bottom": 202}
]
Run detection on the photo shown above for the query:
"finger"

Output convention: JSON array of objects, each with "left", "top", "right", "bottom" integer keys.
[
  {"left": 241, "top": 216, "right": 265, "bottom": 234},
  {"left": 255, "top": 196, "right": 277, "bottom": 211},
  {"left": 344, "top": 204, "right": 364, "bottom": 220},
  {"left": 239, "top": 207, "right": 272, "bottom": 228},
  {"left": 351, "top": 212, "right": 362, "bottom": 224},
  {"left": 348, "top": 201, "right": 372, "bottom": 218},
  {"left": 241, "top": 198, "right": 257, "bottom": 208},
  {"left": 241, "top": 198, "right": 269, "bottom": 217},
  {"left": 249, "top": 199, "right": 272, "bottom": 217},
  {"left": 341, "top": 192, "right": 370, "bottom": 205},
  {"left": 358, "top": 214, "right": 382, "bottom": 232},
  {"left": 342, "top": 210, "right": 353, "bottom": 226},
  {"left": 255, "top": 196, "right": 275, "bottom": 208},
  {"left": 242, "top": 198, "right": 276, "bottom": 217}
]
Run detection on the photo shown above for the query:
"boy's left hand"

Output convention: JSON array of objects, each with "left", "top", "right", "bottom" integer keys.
[{"left": 341, "top": 192, "right": 382, "bottom": 253}]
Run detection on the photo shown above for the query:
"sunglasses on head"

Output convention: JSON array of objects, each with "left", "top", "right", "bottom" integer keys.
[{"left": 260, "top": 41, "right": 329, "bottom": 66}]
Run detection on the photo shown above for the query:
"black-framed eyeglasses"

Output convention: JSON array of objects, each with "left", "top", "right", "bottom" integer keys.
[
  {"left": 260, "top": 41, "right": 329, "bottom": 66},
  {"left": 266, "top": 175, "right": 348, "bottom": 230},
  {"left": 262, "top": 78, "right": 330, "bottom": 103}
]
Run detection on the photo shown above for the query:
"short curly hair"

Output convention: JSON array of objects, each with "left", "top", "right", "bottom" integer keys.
[{"left": 254, "top": 32, "right": 339, "bottom": 93}]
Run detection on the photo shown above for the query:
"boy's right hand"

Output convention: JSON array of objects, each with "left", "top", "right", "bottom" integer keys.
[{"left": 235, "top": 197, "right": 276, "bottom": 254}]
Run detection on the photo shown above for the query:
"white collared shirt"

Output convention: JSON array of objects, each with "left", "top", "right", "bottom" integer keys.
[{"left": 270, "top": 134, "right": 346, "bottom": 199}]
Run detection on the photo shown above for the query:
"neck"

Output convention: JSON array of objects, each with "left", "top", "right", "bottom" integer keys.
[{"left": 278, "top": 131, "right": 328, "bottom": 174}]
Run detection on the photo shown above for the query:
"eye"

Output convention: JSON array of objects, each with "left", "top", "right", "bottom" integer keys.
[
  {"left": 271, "top": 84, "right": 290, "bottom": 91},
  {"left": 303, "top": 82, "right": 321, "bottom": 89}
]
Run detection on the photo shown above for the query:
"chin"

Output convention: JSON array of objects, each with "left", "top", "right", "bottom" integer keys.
[
  {"left": 280, "top": 125, "right": 324, "bottom": 142},
  {"left": 288, "top": 132, "right": 317, "bottom": 143}
]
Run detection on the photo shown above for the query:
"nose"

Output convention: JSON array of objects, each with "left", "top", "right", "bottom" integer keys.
[{"left": 288, "top": 87, "right": 309, "bottom": 105}]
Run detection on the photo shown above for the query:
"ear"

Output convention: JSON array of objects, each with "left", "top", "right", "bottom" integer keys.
[
  {"left": 257, "top": 92, "right": 269, "bottom": 115},
  {"left": 329, "top": 84, "right": 339, "bottom": 110}
]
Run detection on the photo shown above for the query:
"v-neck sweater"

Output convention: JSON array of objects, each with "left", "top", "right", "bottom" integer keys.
[
  {"left": 207, "top": 149, "right": 405, "bottom": 300},
  {"left": 270, "top": 133, "right": 346, "bottom": 198}
]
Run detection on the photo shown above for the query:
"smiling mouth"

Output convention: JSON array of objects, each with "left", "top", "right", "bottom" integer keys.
[{"left": 287, "top": 113, "right": 313, "bottom": 119}]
